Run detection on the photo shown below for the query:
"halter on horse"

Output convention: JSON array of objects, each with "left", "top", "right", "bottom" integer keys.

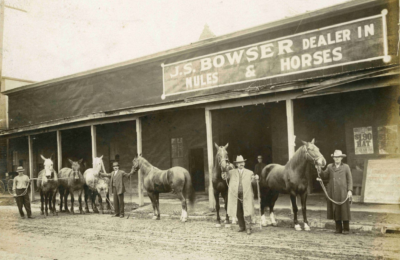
[
  {"left": 212, "top": 143, "right": 234, "bottom": 227},
  {"left": 259, "top": 139, "right": 326, "bottom": 231}
]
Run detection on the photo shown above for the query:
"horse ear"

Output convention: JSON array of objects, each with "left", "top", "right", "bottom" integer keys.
[
  {"left": 214, "top": 143, "right": 219, "bottom": 149},
  {"left": 78, "top": 159, "right": 83, "bottom": 164},
  {"left": 99, "top": 155, "right": 103, "bottom": 160},
  {"left": 224, "top": 143, "right": 229, "bottom": 149},
  {"left": 50, "top": 154, "right": 54, "bottom": 161},
  {"left": 311, "top": 138, "right": 315, "bottom": 144},
  {"left": 68, "top": 159, "right": 73, "bottom": 164},
  {"left": 301, "top": 140, "right": 307, "bottom": 145},
  {"left": 40, "top": 155, "right": 46, "bottom": 161}
]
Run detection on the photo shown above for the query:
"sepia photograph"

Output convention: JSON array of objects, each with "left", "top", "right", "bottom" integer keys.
[{"left": 0, "top": 0, "right": 399, "bottom": 259}]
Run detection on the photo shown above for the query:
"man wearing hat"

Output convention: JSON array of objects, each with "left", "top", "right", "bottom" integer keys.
[
  {"left": 12, "top": 166, "right": 34, "bottom": 219},
  {"left": 222, "top": 155, "right": 258, "bottom": 235},
  {"left": 317, "top": 150, "right": 353, "bottom": 234},
  {"left": 101, "top": 162, "right": 133, "bottom": 218}
]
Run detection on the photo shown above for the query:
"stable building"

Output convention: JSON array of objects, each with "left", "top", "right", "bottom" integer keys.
[{"left": 1, "top": 0, "right": 399, "bottom": 207}]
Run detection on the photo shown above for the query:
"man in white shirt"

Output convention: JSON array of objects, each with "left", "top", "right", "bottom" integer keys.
[{"left": 13, "top": 166, "right": 34, "bottom": 219}]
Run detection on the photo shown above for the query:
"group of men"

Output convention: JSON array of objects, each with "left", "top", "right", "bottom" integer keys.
[{"left": 12, "top": 150, "right": 353, "bottom": 236}]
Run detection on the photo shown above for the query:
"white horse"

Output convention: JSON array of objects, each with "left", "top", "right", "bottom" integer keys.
[
  {"left": 37, "top": 155, "right": 58, "bottom": 216},
  {"left": 83, "top": 156, "right": 110, "bottom": 213}
]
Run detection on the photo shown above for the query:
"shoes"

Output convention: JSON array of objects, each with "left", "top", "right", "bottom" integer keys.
[
  {"left": 113, "top": 214, "right": 120, "bottom": 217},
  {"left": 334, "top": 230, "right": 342, "bottom": 234},
  {"left": 238, "top": 228, "right": 245, "bottom": 232},
  {"left": 120, "top": 214, "right": 125, "bottom": 218},
  {"left": 27, "top": 216, "right": 35, "bottom": 219},
  {"left": 343, "top": 230, "right": 350, "bottom": 235},
  {"left": 247, "top": 229, "right": 252, "bottom": 235},
  {"left": 20, "top": 216, "right": 25, "bottom": 219}
]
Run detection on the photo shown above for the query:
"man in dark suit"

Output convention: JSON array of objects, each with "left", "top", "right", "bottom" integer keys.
[
  {"left": 254, "top": 155, "right": 266, "bottom": 177},
  {"left": 102, "top": 162, "right": 133, "bottom": 218}
]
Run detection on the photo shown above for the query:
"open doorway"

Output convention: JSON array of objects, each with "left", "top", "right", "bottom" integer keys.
[{"left": 189, "top": 148, "right": 205, "bottom": 192}]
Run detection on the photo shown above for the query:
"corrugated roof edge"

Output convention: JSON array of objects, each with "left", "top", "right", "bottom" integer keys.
[{"left": 2, "top": 0, "right": 383, "bottom": 95}]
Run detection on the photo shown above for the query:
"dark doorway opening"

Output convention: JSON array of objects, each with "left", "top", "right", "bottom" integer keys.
[{"left": 189, "top": 148, "right": 205, "bottom": 192}]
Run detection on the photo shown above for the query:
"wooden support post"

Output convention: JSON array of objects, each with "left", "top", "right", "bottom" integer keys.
[
  {"left": 286, "top": 99, "right": 297, "bottom": 210},
  {"left": 28, "top": 135, "right": 34, "bottom": 201},
  {"left": 91, "top": 125, "right": 97, "bottom": 162},
  {"left": 57, "top": 130, "right": 62, "bottom": 172},
  {"left": 205, "top": 109, "right": 215, "bottom": 210},
  {"left": 136, "top": 118, "right": 144, "bottom": 206}
]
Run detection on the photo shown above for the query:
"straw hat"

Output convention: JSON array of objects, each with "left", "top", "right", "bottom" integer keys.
[
  {"left": 112, "top": 161, "right": 119, "bottom": 167},
  {"left": 16, "top": 166, "right": 25, "bottom": 172},
  {"left": 234, "top": 155, "right": 247, "bottom": 163},
  {"left": 331, "top": 150, "right": 346, "bottom": 158}
]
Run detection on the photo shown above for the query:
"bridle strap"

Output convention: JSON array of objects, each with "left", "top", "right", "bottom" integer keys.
[{"left": 303, "top": 145, "right": 322, "bottom": 164}]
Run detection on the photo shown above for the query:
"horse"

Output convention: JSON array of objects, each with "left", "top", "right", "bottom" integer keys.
[
  {"left": 131, "top": 155, "right": 195, "bottom": 222},
  {"left": 259, "top": 139, "right": 326, "bottom": 231},
  {"left": 212, "top": 143, "right": 235, "bottom": 227},
  {"left": 37, "top": 155, "right": 59, "bottom": 216},
  {"left": 83, "top": 156, "right": 111, "bottom": 214},
  {"left": 58, "top": 159, "right": 85, "bottom": 214}
]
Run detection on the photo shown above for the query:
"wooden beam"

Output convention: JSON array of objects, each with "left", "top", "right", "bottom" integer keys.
[
  {"left": 57, "top": 130, "right": 62, "bottom": 171},
  {"left": 205, "top": 109, "right": 215, "bottom": 210},
  {"left": 136, "top": 118, "right": 144, "bottom": 206},
  {"left": 91, "top": 125, "right": 97, "bottom": 162},
  {"left": 28, "top": 135, "right": 34, "bottom": 201},
  {"left": 286, "top": 99, "right": 295, "bottom": 159}
]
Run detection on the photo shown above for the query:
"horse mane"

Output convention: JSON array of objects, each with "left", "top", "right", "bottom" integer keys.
[
  {"left": 138, "top": 156, "right": 160, "bottom": 173},
  {"left": 213, "top": 151, "right": 222, "bottom": 177},
  {"left": 285, "top": 145, "right": 307, "bottom": 171}
]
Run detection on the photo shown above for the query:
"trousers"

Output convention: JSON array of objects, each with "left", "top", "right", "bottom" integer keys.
[
  {"left": 113, "top": 187, "right": 125, "bottom": 215},
  {"left": 15, "top": 188, "right": 32, "bottom": 217},
  {"left": 236, "top": 192, "right": 252, "bottom": 230},
  {"left": 335, "top": 220, "right": 350, "bottom": 233}
]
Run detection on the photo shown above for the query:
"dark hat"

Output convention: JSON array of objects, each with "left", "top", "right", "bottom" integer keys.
[
  {"left": 17, "top": 166, "right": 25, "bottom": 172},
  {"left": 112, "top": 162, "right": 119, "bottom": 167}
]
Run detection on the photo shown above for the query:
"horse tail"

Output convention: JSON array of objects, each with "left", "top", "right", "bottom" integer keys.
[{"left": 184, "top": 171, "right": 196, "bottom": 206}]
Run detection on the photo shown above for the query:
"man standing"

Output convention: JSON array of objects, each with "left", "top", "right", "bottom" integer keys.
[
  {"left": 12, "top": 166, "right": 34, "bottom": 219},
  {"left": 317, "top": 150, "right": 353, "bottom": 234},
  {"left": 254, "top": 155, "right": 266, "bottom": 177},
  {"left": 223, "top": 155, "right": 258, "bottom": 235},
  {"left": 101, "top": 162, "right": 133, "bottom": 218}
]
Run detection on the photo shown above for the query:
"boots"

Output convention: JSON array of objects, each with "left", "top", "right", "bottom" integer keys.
[
  {"left": 245, "top": 216, "right": 252, "bottom": 235},
  {"left": 335, "top": 221, "right": 343, "bottom": 234}
]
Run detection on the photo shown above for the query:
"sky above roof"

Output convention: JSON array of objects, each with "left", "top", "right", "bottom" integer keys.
[{"left": 3, "top": 0, "right": 349, "bottom": 82}]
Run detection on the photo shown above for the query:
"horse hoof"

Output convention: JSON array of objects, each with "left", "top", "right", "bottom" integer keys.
[
  {"left": 272, "top": 222, "right": 277, "bottom": 227},
  {"left": 40, "top": 212, "right": 44, "bottom": 215},
  {"left": 294, "top": 224, "right": 302, "bottom": 231},
  {"left": 215, "top": 223, "right": 221, "bottom": 228},
  {"left": 304, "top": 224, "right": 311, "bottom": 231},
  {"left": 261, "top": 222, "right": 268, "bottom": 227},
  {"left": 225, "top": 224, "right": 231, "bottom": 228},
  {"left": 181, "top": 218, "right": 187, "bottom": 222},
  {"left": 85, "top": 210, "right": 90, "bottom": 214},
  {"left": 45, "top": 212, "right": 49, "bottom": 216}
]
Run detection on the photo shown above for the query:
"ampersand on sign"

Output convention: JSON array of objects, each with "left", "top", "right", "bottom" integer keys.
[{"left": 245, "top": 65, "right": 256, "bottom": 78}]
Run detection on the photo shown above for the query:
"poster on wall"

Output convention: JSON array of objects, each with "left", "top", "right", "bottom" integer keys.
[
  {"left": 378, "top": 125, "right": 399, "bottom": 154},
  {"left": 354, "top": 127, "right": 374, "bottom": 155}
]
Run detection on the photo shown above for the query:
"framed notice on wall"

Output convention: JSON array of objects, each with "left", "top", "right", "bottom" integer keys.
[
  {"left": 378, "top": 125, "right": 399, "bottom": 154},
  {"left": 354, "top": 127, "right": 374, "bottom": 155}
]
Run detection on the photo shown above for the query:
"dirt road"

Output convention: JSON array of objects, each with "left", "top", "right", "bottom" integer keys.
[{"left": 1, "top": 206, "right": 399, "bottom": 260}]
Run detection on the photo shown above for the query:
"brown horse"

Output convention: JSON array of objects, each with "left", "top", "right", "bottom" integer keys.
[
  {"left": 132, "top": 155, "right": 195, "bottom": 222},
  {"left": 259, "top": 139, "right": 326, "bottom": 231},
  {"left": 212, "top": 143, "right": 234, "bottom": 227},
  {"left": 37, "top": 155, "right": 59, "bottom": 216},
  {"left": 58, "top": 159, "right": 85, "bottom": 214}
]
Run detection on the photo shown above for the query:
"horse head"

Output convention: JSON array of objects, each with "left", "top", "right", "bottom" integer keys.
[
  {"left": 68, "top": 158, "right": 83, "bottom": 179},
  {"left": 301, "top": 139, "right": 326, "bottom": 167},
  {"left": 214, "top": 143, "right": 231, "bottom": 172},
  {"left": 92, "top": 156, "right": 104, "bottom": 174},
  {"left": 41, "top": 155, "right": 54, "bottom": 177},
  {"left": 132, "top": 154, "right": 142, "bottom": 173}
]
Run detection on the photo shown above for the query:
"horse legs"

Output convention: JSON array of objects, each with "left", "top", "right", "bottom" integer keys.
[
  {"left": 59, "top": 187, "right": 64, "bottom": 212},
  {"left": 40, "top": 191, "right": 45, "bottom": 215},
  {"left": 176, "top": 191, "right": 187, "bottom": 222},
  {"left": 147, "top": 192, "right": 159, "bottom": 220},
  {"left": 260, "top": 190, "right": 268, "bottom": 226},
  {"left": 44, "top": 193, "right": 49, "bottom": 216},
  {"left": 223, "top": 192, "right": 230, "bottom": 228},
  {"left": 105, "top": 192, "right": 111, "bottom": 211},
  {"left": 70, "top": 190, "right": 75, "bottom": 214},
  {"left": 64, "top": 190, "right": 70, "bottom": 213},
  {"left": 290, "top": 194, "right": 301, "bottom": 231},
  {"left": 214, "top": 190, "right": 221, "bottom": 227},
  {"left": 91, "top": 192, "right": 99, "bottom": 214},
  {"left": 78, "top": 189, "right": 84, "bottom": 214},
  {"left": 300, "top": 192, "right": 310, "bottom": 231},
  {"left": 269, "top": 192, "right": 279, "bottom": 227},
  {"left": 155, "top": 192, "right": 161, "bottom": 220},
  {"left": 84, "top": 186, "right": 90, "bottom": 213},
  {"left": 98, "top": 194, "right": 104, "bottom": 214}
]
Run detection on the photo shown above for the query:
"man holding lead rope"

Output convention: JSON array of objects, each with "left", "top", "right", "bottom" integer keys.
[
  {"left": 316, "top": 150, "right": 353, "bottom": 234},
  {"left": 222, "top": 155, "right": 258, "bottom": 235},
  {"left": 13, "top": 166, "right": 34, "bottom": 219}
]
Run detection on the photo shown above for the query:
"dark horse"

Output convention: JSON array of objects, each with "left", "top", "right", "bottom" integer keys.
[
  {"left": 132, "top": 155, "right": 195, "bottom": 222},
  {"left": 259, "top": 139, "right": 326, "bottom": 231},
  {"left": 212, "top": 143, "right": 234, "bottom": 227},
  {"left": 37, "top": 155, "right": 59, "bottom": 216},
  {"left": 58, "top": 159, "right": 85, "bottom": 214}
]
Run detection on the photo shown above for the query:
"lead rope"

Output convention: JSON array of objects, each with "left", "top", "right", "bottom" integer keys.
[
  {"left": 100, "top": 161, "right": 114, "bottom": 212},
  {"left": 316, "top": 166, "right": 350, "bottom": 206}
]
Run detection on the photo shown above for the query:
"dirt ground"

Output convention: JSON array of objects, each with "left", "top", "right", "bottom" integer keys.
[{"left": 1, "top": 200, "right": 400, "bottom": 260}]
